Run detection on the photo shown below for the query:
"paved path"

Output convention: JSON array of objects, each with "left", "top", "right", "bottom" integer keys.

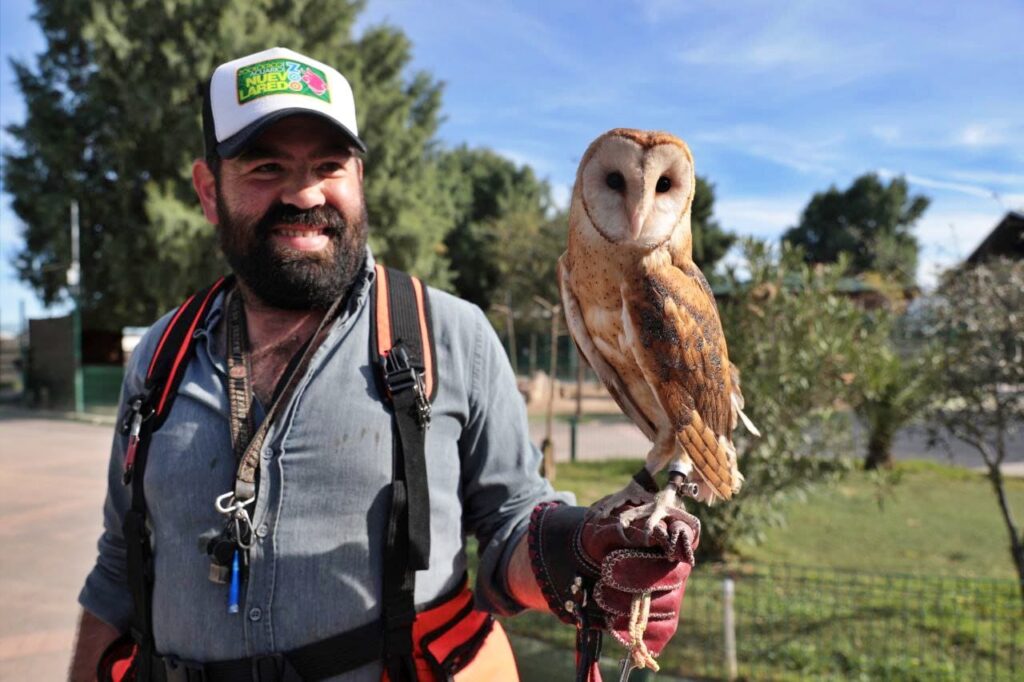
[
  {"left": 0, "top": 414, "right": 112, "bottom": 681},
  {"left": 528, "top": 415, "right": 1024, "bottom": 475}
]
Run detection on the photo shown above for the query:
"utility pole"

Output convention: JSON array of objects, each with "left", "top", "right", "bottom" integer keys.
[
  {"left": 534, "top": 296, "right": 560, "bottom": 481},
  {"left": 69, "top": 200, "right": 84, "bottom": 414}
]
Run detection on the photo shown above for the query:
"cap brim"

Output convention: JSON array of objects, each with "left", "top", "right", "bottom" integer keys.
[{"left": 216, "top": 108, "right": 368, "bottom": 158}]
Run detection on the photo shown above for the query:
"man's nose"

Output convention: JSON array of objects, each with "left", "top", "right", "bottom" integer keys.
[{"left": 279, "top": 170, "right": 326, "bottom": 209}]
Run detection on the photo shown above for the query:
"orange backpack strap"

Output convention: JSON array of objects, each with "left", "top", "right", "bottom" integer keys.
[
  {"left": 373, "top": 263, "right": 437, "bottom": 400},
  {"left": 372, "top": 264, "right": 438, "bottom": 681}
]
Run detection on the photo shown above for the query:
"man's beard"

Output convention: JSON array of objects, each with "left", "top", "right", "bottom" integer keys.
[{"left": 216, "top": 194, "right": 369, "bottom": 310}]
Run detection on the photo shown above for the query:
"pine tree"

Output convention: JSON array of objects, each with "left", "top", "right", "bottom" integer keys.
[
  {"left": 782, "top": 173, "right": 928, "bottom": 285},
  {"left": 4, "top": 0, "right": 450, "bottom": 329}
]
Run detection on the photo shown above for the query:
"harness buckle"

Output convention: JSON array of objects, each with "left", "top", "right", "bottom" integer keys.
[
  {"left": 121, "top": 395, "right": 155, "bottom": 485},
  {"left": 382, "top": 344, "right": 431, "bottom": 429}
]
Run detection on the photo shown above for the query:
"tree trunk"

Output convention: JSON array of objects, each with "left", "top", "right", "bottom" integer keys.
[
  {"left": 863, "top": 425, "right": 894, "bottom": 470},
  {"left": 541, "top": 308, "right": 559, "bottom": 481},
  {"left": 504, "top": 293, "right": 518, "bottom": 375},
  {"left": 987, "top": 465, "right": 1024, "bottom": 606}
]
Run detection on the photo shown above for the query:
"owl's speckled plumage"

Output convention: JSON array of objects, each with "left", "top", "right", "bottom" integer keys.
[{"left": 559, "top": 129, "right": 755, "bottom": 506}]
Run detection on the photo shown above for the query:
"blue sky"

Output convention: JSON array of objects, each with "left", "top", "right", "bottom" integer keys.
[{"left": 3, "top": 0, "right": 1023, "bottom": 331}]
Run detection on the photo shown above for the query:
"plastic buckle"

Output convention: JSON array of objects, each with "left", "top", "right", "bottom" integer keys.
[
  {"left": 252, "top": 653, "right": 285, "bottom": 681},
  {"left": 382, "top": 345, "right": 431, "bottom": 429}
]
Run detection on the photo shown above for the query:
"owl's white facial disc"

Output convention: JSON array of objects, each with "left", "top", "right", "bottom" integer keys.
[{"left": 580, "top": 137, "right": 693, "bottom": 249}]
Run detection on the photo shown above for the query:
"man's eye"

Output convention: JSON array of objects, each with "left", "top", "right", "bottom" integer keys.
[
  {"left": 318, "top": 161, "right": 345, "bottom": 174},
  {"left": 252, "top": 163, "right": 281, "bottom": 174}
]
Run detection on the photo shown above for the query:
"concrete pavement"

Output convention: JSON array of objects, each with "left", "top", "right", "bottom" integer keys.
[
  {"left": 528, "top": 414, "right": 1024, "bottom": 475},
  {"left": 0, "top": 414, "right": 112, "bottom": 680}
]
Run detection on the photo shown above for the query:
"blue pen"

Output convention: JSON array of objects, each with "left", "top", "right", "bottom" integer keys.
[{"left": 228, "top": 549, "right": 241, "bottom": 614}]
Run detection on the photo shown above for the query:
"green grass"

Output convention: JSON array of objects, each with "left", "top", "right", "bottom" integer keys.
[
  {"left": 496, "top": 459, "right": 1024, "bottom": 681},
  {"left": 735, "top": 459, "right": 1024, "bottom": 580}
]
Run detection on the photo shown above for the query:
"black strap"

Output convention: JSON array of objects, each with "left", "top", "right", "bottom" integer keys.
[
  {"left": 121, "top": 270, "right": 437, "bottom": 682},
  {"left": 372, "top": 266, "right": 436, "bottom": 682},
  {"left": 123, "top": 277, "right": 231, "bottom": 681}
]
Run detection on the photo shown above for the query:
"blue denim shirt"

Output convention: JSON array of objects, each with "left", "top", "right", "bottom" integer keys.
[{"left": 79, "top": 250, "right": 572, "bottom": 679}]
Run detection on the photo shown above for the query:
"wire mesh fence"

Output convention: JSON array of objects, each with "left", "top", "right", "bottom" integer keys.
[
  {"left": 673, "top": 563, "right": 1022, "bottom": 681},
  {"left": 502, "top": 563, "right": 1022, "bottom": 681}
]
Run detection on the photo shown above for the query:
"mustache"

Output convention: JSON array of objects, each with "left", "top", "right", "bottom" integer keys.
[{"left": 255, "top": 204, "right": 347, "bottom": 236}]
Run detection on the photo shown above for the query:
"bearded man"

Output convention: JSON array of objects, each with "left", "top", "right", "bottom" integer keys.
[{"left": 70, "top": 48, "right": 698, "bottom": 682}]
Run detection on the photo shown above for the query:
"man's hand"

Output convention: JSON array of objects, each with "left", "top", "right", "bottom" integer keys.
[
  {"left": 517, "top": 502, "right": 699, "bottom": 666},
  {"left": 69, "top": 609, "right": 121, "bottom": 682},
  {"left": 578, "top": 505, "right": 697, "bottom": 668}
]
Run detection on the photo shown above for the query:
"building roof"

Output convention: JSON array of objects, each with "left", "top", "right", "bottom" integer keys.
[{"left": 966, "top": 211, "right": 1024, "bottom": 264}]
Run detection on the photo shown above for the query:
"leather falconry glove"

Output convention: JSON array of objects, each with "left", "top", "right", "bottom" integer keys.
[{"left": 527, "top": 501, "right": 699, "bottom": 681}]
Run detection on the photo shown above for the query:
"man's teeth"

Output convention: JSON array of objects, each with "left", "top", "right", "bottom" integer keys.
[{"left": 277, "top": 229, "right": 323, "bottom": 238}]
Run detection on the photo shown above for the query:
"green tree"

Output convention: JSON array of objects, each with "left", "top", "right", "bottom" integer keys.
[
  {"left": 922, "top": 259, "right": 1024, "bottom": 602},
  {"left": 782, "top": 173, "right": 929, "bottom": 285},
  {"left": 696, "top": 240, "right": 870, "bottom": 559},
  {"left": 691, "top": 175, "right": 735, "bottom": 274},
  {"left": 847, "top": 309, "right": 939, "bottom": 471},
  {"left": 4, "top": 0, "right": 450, "bottom": 329},
  {"left": 439, "top": 146, "right": 553, "bottom": 312}
]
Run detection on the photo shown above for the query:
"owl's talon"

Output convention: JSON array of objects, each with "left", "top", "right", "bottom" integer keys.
[{"left": 590, "top": 480, "right": 654, "bottom": 520}]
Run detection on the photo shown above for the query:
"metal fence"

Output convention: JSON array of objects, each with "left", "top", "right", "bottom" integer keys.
[{"left": 672, "top": 564, "right": 1022, "bottom": 681}]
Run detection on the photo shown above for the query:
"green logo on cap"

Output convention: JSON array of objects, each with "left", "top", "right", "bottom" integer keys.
[{"left": 236, "top": 58, "right": 331, "bottom": 104}]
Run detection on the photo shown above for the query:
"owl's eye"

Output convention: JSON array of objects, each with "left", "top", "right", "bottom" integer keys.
[
  {"left": 655, "top": 176, "right": 672, "bottom": 193},
  {"left": 605, "top": 171, "right": 625, "bottom": 191}
]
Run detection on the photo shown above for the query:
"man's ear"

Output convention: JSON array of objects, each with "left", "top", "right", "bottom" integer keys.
[
  {"left": 192, "top": 159, "right": 219, "bottom": 224},
  {"left": 356, "top": 156, "right": 364, "bottom": 182}
]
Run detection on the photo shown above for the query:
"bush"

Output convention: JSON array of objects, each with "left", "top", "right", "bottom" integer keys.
[{"left": 695, "top": 240, "right": 870, "bottom": 559}]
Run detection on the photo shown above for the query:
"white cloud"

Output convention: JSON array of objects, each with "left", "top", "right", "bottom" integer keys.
[
  {"left": 550, "top": 183, "right": 571, "bottom": 212},
  {"left": 914, "top": 209, "right": 1001, "bottom": 289},
  {"left": 695, "top": 126, "right": 841, "bottom": 175},
  {"left": 714, "top": 195, "right": 805, "bottom": 238},
  {"left": 878, "top": 168, "right": 1001, "bottom": 202},
  {"left": 948, "top": 170, "right": 1024, "bottom": 188},
  {"left": 957, "top": 124, "right": 1005, "bottom": 148}
]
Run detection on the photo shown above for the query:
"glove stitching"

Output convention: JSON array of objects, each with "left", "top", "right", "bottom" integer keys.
[{"left": 602, "top": 550, "right": 685, "bottom": 594}]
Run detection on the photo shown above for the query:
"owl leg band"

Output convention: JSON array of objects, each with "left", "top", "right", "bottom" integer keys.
[
  {"left": 666, "top": 471, "right": 701, "bottom": 500},
  {"left": 632, "top": 467, "right": 660, "bottom": 494}
]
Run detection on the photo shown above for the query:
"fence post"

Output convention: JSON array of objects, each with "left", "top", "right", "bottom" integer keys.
[{"left": 723, "top": 576, "right": 738, "bottom": 681}]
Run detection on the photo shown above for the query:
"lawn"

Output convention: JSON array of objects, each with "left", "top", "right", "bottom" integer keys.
[{"left": 497, "top": 459, "right": 1024, "bottom": 681}]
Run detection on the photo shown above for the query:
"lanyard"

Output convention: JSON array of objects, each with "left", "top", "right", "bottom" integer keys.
[{"left": 218, "top": 287, "right": 345, "bottom": 521}]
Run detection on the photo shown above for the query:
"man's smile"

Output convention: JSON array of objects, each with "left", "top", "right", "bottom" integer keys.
[{"left": 271, "top": 224, "right": 332, "bottom": 251}]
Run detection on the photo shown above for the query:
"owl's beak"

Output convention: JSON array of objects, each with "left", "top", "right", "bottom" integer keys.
[{"left": 629, "top": 203, "right": 650, "bottom": 240}]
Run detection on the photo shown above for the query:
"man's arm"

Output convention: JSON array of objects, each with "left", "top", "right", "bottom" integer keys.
[
  {"left": 506, "top": 533, "right": 548, "bottom": 611},
  {"left": 68, "top": 608, "right": 121, "bottom": 682}
]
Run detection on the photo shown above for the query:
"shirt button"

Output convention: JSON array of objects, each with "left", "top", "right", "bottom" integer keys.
[
  {"left": 256, "top": 524, "right": 268, "bottom": 538},
  {"left": 248, "top": 607, "right": 262, "bottom": 622},
  {"left": 262, "top": 447, "right": 273, "bottom": 461}
]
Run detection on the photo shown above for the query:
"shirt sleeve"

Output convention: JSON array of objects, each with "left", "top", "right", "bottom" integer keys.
[
  {"left": 459, "top": 307, "right": 575, "bottom": 615},
  {"left": 77, "top": 320, "right": 164, "bottom": 631}
]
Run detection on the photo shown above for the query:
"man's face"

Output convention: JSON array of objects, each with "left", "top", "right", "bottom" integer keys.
[{"left": 195, "top": 115, "right": 368, "bottom": 310}]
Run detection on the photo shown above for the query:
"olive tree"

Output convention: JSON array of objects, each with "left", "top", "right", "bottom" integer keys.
[
  {"left": 694, "top": 240, "right": 869, "bottom": 559},
  {"left": 921, "top": 259, "right": 1024, "bottom": 600}
]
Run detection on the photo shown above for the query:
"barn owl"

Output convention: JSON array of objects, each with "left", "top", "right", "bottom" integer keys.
[{"left": 558, "top": 128, "right": 758, "bottom": 530}]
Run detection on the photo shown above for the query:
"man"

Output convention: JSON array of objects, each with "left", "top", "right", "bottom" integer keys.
[{"left": 71, "top": 48, "right": 696, "bottom": 682}]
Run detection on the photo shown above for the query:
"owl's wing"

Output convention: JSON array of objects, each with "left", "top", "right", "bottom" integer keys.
[
  {"left": 728, "top": 362, "right": 760, "bottom": 437},
  {"left": 620, "top": 263, "right": 738, "bottom": 499},
  {"left": 558, "top": 253, "right": 657, "bottom": 441}
]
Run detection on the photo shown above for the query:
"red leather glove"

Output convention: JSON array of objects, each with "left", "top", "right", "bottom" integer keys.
[
  {"left": 527, "top": 501, "right": 699, "bottom": 675},
  {"left": 580, "top": 503, "right": 698, "bottom": 667}
]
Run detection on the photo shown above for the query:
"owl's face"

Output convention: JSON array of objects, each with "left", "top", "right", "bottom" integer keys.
[{"left": 576, "top": 129, "right": 695, "bottom": 250}]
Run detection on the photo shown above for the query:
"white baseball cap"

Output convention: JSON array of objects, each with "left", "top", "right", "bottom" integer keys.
[{"left": 202, "top": 47, "right": 367, "bottom": 159}]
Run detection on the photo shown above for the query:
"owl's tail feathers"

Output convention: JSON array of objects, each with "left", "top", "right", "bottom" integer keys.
[
  {"left": 731, "top": 392, "right": 761, "bottom": 437},
  {"left": 678, "top": 411, "right": 742, "bottom": 502}
]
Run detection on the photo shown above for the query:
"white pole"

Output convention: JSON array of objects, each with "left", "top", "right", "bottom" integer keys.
[{"left": 723, "top": 577, "right": 738, "bottom": 680}]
